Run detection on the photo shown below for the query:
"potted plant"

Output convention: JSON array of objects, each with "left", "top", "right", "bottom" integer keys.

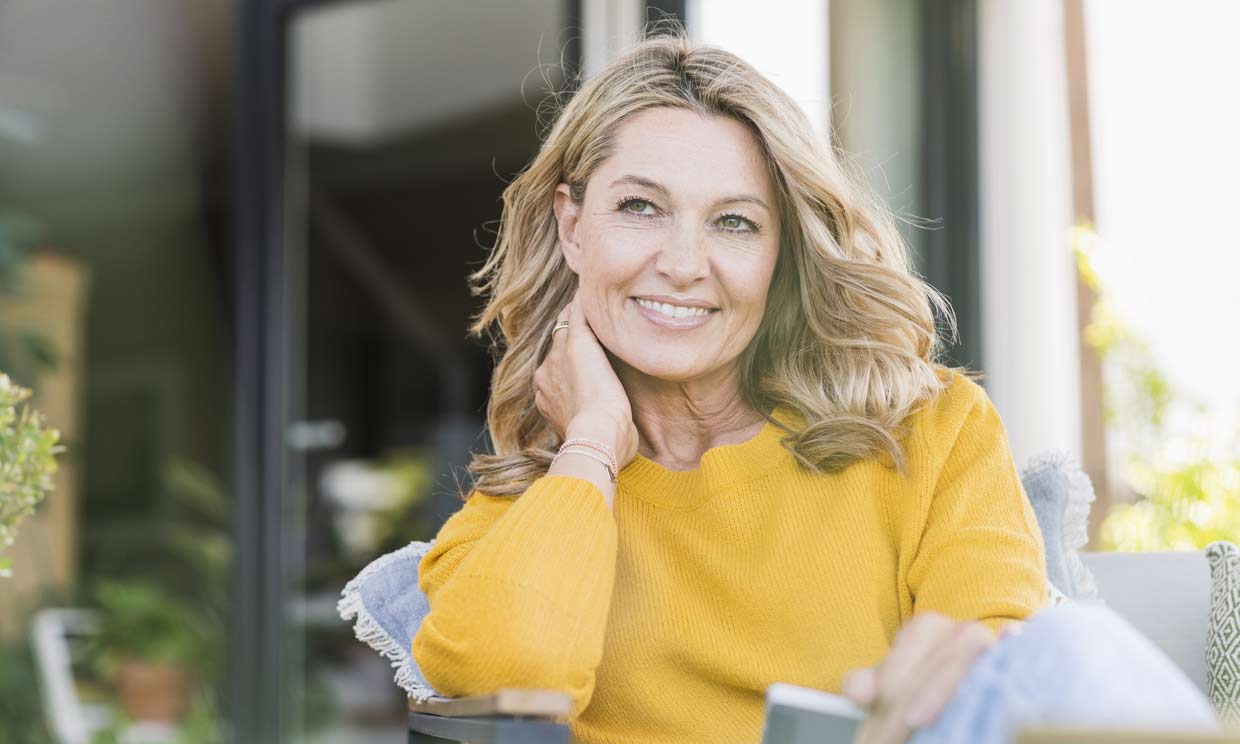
[
  {"left": 0, "top": 372, "right": 61, "bottom": 578},
  {"left": 86, "top": 580, "right": 209, "bottom": 724}
]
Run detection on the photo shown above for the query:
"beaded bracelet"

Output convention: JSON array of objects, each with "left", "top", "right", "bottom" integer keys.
[
  {"left": 552, "top": 447, "right": 618, "bottom": 483},
  {"left": 559, "top": 437, "right": 619, "bottom": 474}
]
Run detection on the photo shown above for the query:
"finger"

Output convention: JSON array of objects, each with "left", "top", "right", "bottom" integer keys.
[
  {"left": 901, "top": 622, "right": 995, "bottom": 728},
  {"left": 538, "top": 326, "right": 559, "bottom": 365},
  {"left": 875, "top": 613, "right": 955, "bottom": 702},
  {"left": 878, "top": 620, "right": 991, "bottom": 734},
  {"left": 540, "top": 299, "right": 573, "bottom": 361},
  {"left": 566, "top": 292, "right": 604, "bottom": 355},
  {"left": 842, "top": 667, "right": 877, "bottom": 708},
  {"left": 860, "top": 614, "right": 957, "bottom": 743}
]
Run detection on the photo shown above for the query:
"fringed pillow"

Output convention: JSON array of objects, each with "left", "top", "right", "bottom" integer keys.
[
  {"left": 1020, "top": 450, "right": 1101, "bottom": 604},
  {"left": 337, "top": 539, "right": 443, "bottom": 701}
]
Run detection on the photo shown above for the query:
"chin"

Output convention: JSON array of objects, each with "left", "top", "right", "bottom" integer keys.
[{"left": 618, "top": 351, "right": 713, "bottom": 383}]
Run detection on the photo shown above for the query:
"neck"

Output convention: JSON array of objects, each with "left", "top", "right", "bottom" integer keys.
[{"left": 613, "top": 355, "right": 767, "bottom": 470}]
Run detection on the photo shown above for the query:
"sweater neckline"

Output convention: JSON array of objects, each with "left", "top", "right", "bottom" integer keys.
[{"left": 617, "top": 404, "right": 802, "bottom": 509}]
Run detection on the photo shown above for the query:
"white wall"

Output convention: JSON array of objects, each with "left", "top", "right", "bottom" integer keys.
[
  {"left": 581, "top": 0, "right": 642, "bottom": 78},
  {"left": 688, "top": 0, "right": 830, "bottom": 139},
  {"left": 977, "top": 0, "right": 1083, "bottom": 467},
  {"left": 828, "top": 0, "right": 925, "bottom": 264},
  {"left": 1087, "top": 0, "right": 1240, "bottom": 441},
  {"left": 292, "top": 0, "right": 566, "bottom": 144}
]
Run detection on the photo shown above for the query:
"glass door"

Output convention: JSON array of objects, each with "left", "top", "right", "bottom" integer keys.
[{"left": 254, "top": 1, "right": 581, "bottom": 739}]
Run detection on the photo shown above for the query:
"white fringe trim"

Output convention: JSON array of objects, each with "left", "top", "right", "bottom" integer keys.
[
  {"left": 1021, "top": 449, "right": 1101, "bottom": 603},
  {"left": 337, "top": 539, "right": 442, "bottom": 701}
]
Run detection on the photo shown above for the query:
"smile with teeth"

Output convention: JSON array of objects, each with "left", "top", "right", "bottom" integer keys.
[{"left": 633, "top": 298, "right": 716, "bottom": 318}]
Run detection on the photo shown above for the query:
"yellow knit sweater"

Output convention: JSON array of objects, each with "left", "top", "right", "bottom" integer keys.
[{"left": 412, "top": 370, "right": 1048, "bottom": 744}]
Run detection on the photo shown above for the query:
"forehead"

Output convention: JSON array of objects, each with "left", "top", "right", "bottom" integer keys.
[{"left": 595, "top": 107, "right": 774, "bottom": 200}]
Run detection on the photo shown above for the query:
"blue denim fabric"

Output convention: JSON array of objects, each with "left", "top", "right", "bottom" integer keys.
[
  {"left": 909, "top": 602, "right": 1220, "bottom": 743},
  {"left": 338, "top": 539, "right": 442, "bottom": 699}
]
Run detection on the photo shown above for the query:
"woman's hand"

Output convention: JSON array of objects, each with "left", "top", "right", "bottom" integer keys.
[
  {"left": 841, "top": 612, "right": 997, "bottom": 744},
  {"left": 534, "top": 288, "right": 639, "bottom": 469}
]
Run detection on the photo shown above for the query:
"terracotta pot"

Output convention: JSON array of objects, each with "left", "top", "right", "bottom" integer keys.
[{"left": 114, "top": 658, "right": 193, "bottom": 723}]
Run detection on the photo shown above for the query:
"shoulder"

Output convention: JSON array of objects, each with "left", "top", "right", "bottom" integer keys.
[
  {"left": 906, "top": 368, "right": 1006, "bottom": 461},
  {"left": 419, "top": 488, "right": 515, "bottom": 581},
  {"left": 430, "top": 489, "right": 516, "bottom": 544}
]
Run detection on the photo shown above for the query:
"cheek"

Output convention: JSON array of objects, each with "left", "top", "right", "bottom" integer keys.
[
  {"left": 577, "top": 225, "right": 651, "bottom": 291},
  {"left": 723, "top": 245, "right": 779, "bottom": 309}
]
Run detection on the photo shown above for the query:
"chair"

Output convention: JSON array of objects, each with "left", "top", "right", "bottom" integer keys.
[
  {"left": 402, "top": 550, "right": 1220, "bottom": 742},
  {"left": 407, "top": 689, "right": 571, "bottom": 743}
]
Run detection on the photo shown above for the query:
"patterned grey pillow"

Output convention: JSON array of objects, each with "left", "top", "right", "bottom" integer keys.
[{"left": 1205, "top": 540, "right": 1240, "bottom": 725}]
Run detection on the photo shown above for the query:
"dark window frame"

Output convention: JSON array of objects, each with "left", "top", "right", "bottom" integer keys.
[
  {"left": 232, "top": 1, "right": 600, "bottom": 740},
  {"left": 921, "top": 0, "right": 982, "bottom": 372}
]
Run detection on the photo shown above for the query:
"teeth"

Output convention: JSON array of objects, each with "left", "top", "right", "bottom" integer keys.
[{"left": 635, "top": 298, "right": 712, "bottom": 318}]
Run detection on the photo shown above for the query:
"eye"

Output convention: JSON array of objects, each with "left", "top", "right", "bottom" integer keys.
[
  {"left": 615, "top": 196, "right": 657, "bottom": 218},
  {"left": 719, "top": 212, "right": 761, "bottom": 234}
]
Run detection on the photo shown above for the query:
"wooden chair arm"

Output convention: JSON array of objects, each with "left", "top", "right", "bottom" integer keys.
[
  {"left": 408, "top": 689, "right": 572, "bottom": 718},
  {"left": 407, "top": 689, "right": 572, "bottom": 744},
  {"left": 1016, "top": 727, "right": 1240, "bottom": 743}
]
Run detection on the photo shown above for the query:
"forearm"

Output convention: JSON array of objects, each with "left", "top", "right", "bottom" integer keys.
[
  {"left": 545, "top": 414, "right": 630, "bottom": 510},
  {"left": 547, "top": 452, "right": 616, "bottom": 510},
  {"left": 413, "top": 474, "right": 618, "bottom": 716}
]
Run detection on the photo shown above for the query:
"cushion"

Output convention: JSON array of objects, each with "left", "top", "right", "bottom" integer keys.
[
  {"left": 338, "top": 449, "right": 1096, "bottom": 698},
  {"left": 1205, "top": 540, "right": 1240, "bottom": 725},
  {"left": 1019, "top": 450, "right": 1101, "bottom": 603},
  {"left": 337, "top": 539, "right": 442, "bottom": 700},
  {"left": 1081, "top": 549, "right": 1212, "bottom": 692}
]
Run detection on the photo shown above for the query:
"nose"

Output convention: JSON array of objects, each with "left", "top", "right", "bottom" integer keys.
[{"left": 653, "top": 226, "right": 710, "bottom": 286}]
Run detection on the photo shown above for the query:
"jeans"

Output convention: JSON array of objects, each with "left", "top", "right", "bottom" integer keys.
[{"left": 909, "top": 602, "right": 1220, "bottom": 743}]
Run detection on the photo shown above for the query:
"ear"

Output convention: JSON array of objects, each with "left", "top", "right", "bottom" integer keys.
[{"left": 553, "top": 182, "right": 583, "bottom": 274}]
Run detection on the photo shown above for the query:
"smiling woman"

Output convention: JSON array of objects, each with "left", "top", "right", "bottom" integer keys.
[
  {"left": 465, "top": 32, "right": 957, "bottom": 500},
  {"left": 402, "top": 22, "right": 1215, "bottom": 744},
  {"left": 553, "top": 108, "right": 780, "bottom": 390}
]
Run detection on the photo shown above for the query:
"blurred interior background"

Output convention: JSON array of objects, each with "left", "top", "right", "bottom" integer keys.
[{"left": 0, "top": 0, "right": 1235, "bottom": 741}]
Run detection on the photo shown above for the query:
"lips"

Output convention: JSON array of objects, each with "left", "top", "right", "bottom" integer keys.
[
  {"left": 629, "top": 297, "right": 716, "bottom": 329},
  {"left": 631, "top": 294, "right": 719, "bottom": 310},
  {"left": 632, "top": 297, "right": 716, "bottom": 319}
]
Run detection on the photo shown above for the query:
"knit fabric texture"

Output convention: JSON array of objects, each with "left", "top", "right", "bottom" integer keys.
[{"left": 411, "top": 370, "right": 1049, "bottom": 744}]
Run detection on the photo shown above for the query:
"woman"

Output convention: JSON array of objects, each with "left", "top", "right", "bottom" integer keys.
[{"left": 411, "top": 29, "right": 1218, "bottom": 744}]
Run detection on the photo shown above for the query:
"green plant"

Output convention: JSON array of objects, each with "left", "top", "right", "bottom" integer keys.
[
  {"left": 85, "top": 580, "right": 210, "bottom": 679},
  {"left": 1074, "top": 225, "right": 1240, "bottom": 550},
  {"left": 87, "top": 460, "right": 230, "bottom": 685},
  {"left": 0, "top": 211, "right": 56, "bottom": 384},
  {"left": 0, "top": 372, "right": 63, "bottom": 577},
  {"left": 0, "top": 642, "right": 54, "bottom": 744},
  {"left": 88, "top": 689, "right": 223, "bottom": 744}
]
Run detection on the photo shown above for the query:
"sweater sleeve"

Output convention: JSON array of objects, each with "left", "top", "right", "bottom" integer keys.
[
  {"left": 411, "top": 474, "right": 618, "bottom": 720},
  {"left": 906, "top": 382, "right": 1049, "bottom": 637}
]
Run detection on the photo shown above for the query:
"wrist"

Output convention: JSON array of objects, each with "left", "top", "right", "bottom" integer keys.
[{"left": 554, "top": 445, "right": 617, "bottom": 483}]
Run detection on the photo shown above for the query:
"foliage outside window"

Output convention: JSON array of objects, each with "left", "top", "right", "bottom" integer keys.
[
  {"left": 1074, "top": 225, "right": 1240, "bottom": 551},
  {"left": 0, "top": 372, "right": 63, "bottom": 577}
]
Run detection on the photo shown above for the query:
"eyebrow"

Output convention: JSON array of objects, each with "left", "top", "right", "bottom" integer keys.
[{"left": 608, "top": 174, "right": 771, "bottom": 213}]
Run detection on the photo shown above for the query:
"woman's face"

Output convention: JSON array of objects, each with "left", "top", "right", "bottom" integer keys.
[{"left": 553, "top": 107, "right": 781, "bottom": 383}]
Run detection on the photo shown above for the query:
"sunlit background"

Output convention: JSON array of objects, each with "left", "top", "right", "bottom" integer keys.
[{"left": 0, "top": 0, "right": 1235, "bottom": 741}]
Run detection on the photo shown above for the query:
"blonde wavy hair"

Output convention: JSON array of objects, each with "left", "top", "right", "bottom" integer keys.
[{"left": 463, "top": 24, "right": 969, "bottom": 498}]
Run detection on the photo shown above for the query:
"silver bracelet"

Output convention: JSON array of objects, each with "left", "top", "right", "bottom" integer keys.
[{"left": 552, "top": 447, "right": 618, "bottom": 483}]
